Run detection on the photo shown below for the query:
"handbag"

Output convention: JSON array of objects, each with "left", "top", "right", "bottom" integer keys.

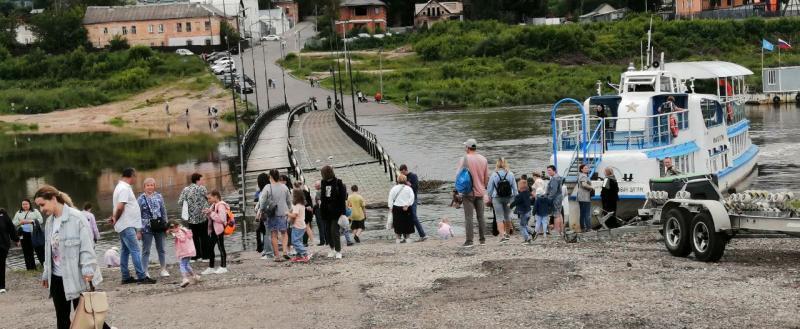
[
  {"left": 70, "top": 282, "right": 108, "bottom": 329},
  {"left": 181, "top": 201, "right": 189, "bottom": 221},
  {"left": 143, "top": 197, "right": 167, "bottom": 233},
  {"left": 264, "top": 185, "right": 278, "bottom": 218},
  {"left": 337, "top": 215, "right": 349, "bottom": 228}
]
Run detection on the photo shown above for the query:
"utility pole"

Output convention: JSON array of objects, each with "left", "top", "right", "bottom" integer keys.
[
  {"left": 280, "top": 41, "right": 289, "bottom": 105},
  {"left": 261, "top": 43, "right": 272, "bottom": 110},
  {"left": 347, "top": 48, "right": 357, "bottom": 124},
  {"left": 379, "top": 46, "right": 384, "bottom": 101}
]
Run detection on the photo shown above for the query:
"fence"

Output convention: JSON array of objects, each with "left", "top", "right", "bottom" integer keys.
[
  {"left": 286, "top": 102, "right": 310, "bottom": 184},
  {"left": 241, "top": 103, "right": 289, "bottom": 170},
  {"left": 332, "top": 107, "right": 398, "bottom": 182}
]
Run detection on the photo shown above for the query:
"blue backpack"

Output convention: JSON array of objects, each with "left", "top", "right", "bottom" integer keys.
[{"left": 455, "top": 156, "right": 474, "bottom": 194}]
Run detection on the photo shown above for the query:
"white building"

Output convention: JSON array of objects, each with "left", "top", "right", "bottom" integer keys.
[
  {"left": 259, "top": 8, "right": 291, "bottom": 35},
  {"left": 189, "top": 0, "right": 260, "bottom": 38},
  {"left": 15, "top": 25, "right": 37, "bottom": 45}
]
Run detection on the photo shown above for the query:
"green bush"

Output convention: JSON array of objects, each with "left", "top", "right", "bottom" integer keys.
[{"left": 108, "top": 35, "right": 130, "bottom": 51}]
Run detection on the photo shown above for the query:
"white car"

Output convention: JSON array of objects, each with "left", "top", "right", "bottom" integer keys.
[
  {"left": 357, "top": 33, "right": 371, "bottom": 38},
  {"left": 213, "top": 65, "right": 236, "bottom": 75},
  {"left": 260, "top": 35, "right": 281, "bottom": 41},
  {"left": 212, "top": 58, "right": 233, "bottom": 66},
  {"left": 175, "top": 49, "right": 194, "bottom": 56},
  {"left": 211, "top": 62, "right": 234, "bottom": 71}
]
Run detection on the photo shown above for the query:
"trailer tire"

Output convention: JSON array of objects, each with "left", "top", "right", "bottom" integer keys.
[
  {"left": 773, "top": 96, "right": 781, "bottom": 104},
  {"left": 690, "top": 212, "right": 726, "bottom": 262},
  {"left": 796, "top": 93, "right": 800, "bottom": 103},
  {"left": 663, "top": 208, "right": 691, "bottom": 257}
]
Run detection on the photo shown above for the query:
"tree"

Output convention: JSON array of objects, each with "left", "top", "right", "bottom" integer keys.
[
  {"left": 29, "top": 7, "right": 89, "bottom": 53},
  {"left": 220, "top": 20, "right": 240, "bottom": 48},
  {"left": 0, "top": 14, "right": 16, "bottom": 50},
  {"left": 108, "top": 34, "right": 129, "bottom": 51}
]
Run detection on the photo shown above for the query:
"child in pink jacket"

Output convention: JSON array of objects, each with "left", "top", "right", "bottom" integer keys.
[
  {"left": 202, "top": 190, "right": 230, "bottom": 275},
  {"left": 168, "top": 220, "right": 197, "bottom": 287}
]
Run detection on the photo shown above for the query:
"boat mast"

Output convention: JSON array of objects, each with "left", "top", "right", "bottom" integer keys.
[{"left": 646, "top": 17, "right": 653, "bottom": 68}]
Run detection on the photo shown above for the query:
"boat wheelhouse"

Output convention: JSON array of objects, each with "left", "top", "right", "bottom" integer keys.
[{"left": 551, "top": 60, "right": 758, "bottom": 217}]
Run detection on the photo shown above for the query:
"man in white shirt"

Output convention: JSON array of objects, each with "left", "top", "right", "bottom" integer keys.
[{"left": 111, "top": 168, "right": 155, "bottom": 284}]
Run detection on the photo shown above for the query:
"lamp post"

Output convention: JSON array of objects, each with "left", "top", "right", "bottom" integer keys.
[
  {"left": 247, "top": 21, "right": 261, "bottom": 113},
  {"left": 280, "top": 40, "right": 289, "bottom": 105}
]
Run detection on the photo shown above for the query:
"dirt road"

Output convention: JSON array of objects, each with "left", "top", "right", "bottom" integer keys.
[{"left": 2, "top": 232, "right": 798, "bottom": 329}]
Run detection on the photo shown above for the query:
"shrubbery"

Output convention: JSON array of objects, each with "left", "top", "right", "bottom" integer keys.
[{"left": 0, "top": 47, "right": 207, "bottom": 113}]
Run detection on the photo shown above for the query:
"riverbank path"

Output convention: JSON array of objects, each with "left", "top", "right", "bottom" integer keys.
[{"left": 236, "top": 21, "right": 406, "bottom": 207}]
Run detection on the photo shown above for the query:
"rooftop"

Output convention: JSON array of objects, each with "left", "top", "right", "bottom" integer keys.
[
  {"left": 340, "top": 0, "right": 387, "bottom": 7},
  {"left": 83, "top": 3, "right": 227, "bottom": 25}
]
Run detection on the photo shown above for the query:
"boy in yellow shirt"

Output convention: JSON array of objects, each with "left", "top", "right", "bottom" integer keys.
[{"left": 347, "top": 185, "right": 367, "bottom": 243}]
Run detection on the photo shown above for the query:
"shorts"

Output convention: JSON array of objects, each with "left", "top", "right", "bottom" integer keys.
[
  {"left": 551, "top": 197, "right": 563, "bottom": 215},
  {"left": 267, "top": 216, "right": 288, "bottom": 232},
  {"left": 350, "top": 219, "right": 365, "bottom": 230}
]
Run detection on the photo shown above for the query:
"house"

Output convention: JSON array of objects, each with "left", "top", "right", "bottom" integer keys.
[
  {"left": 579, "top": 3, "right": 627, "bottom": 22},
  {"left": 83, "top": 3, "right": 229, "bottom": 49},
  {"left": 525, "top": 17, "right": 565, "bottom": 25},
  {"left": 413, "top": 0, "right": 462, "bottom": 28},
  {"left": 675, "top": 0, "right": 781, "bottom": 19},
  {"left": 273, "top": 0, "right": 299, "bottom": 26},
  {"left": 259, "top": 8, "right": 292, "bottom": 35},
  {"left": 189, "top": 0, "right": 260, "bottom": 38},
  {"left": 336, "top": 0, "right": 387, "bottom": 35},
  {"left": 15, "top": 25, "right": 37, "bottom": 45}
]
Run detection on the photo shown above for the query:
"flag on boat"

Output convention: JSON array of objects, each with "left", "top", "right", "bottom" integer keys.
[
  {"left": 762, "top": 39, "right": 774, "bottom": 51},
  {"left": 778, "top": 38, "right": 792, "bottom": 49}
]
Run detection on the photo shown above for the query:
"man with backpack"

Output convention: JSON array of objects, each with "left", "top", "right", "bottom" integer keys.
[
  {"left": 486, "top": 158, "right": 518, "bottom": 243},
  {"left": 455, "top": 139, "right": 490, "bottom": 248}
]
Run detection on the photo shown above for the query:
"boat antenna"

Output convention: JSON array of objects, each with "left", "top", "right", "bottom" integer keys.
[{"left": 646, "top": 16, "right": 653, "bottom": 69}]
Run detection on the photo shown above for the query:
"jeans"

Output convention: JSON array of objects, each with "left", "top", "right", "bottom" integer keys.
[
  {"left": 517, "top": 212, "right": 531, "bottom": 241},
  {"left": 188, "top": 221, "right": 209, "bottom": 260},
  {"left": 291, "top": 228, "right": 307, "bottom": 256},
  {"left": 341, "top": 226, "right": 354, "bottom": 244},
  {"left": 410, "top": 201, "right": 426, "bottom": 238},
  {"left": 119, "top": 227, "right": 146, "bottom": 280},
  {"left": 262, "top": 221, "right": 273, "bottom": 256},
  {"left": 209, "top": 233, "right": 226, "bottom": 268},
  {"left": 0, "top": 248, "right": 7, "bottom": 289},
  {"left": 579, "top": 202, "right": 592, "bottom": 231},
  {"left": 492, "top": 196, "right": 513, "bottom": 221},
  {"left": 141, "top": 231, "right": 166, "bottom": 274},
  {"left": 51, "top": 275, "right": 111, "bottom": 329},
  {"left": 179, "top": 257, "right": 193, "bottom": 275},
  {"left": 534, "top": 215, "right": 549, "bottom": 235},
  {"left": 462, "top": 194, "right": 486, "bottom": 244}
]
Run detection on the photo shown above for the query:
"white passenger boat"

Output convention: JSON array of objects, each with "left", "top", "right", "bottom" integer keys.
[{"left": 550, "top": 59, "right": 759, "bottom": 218}]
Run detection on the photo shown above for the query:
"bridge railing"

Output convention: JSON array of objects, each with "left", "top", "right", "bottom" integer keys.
[
  {"left": 286, "top": 102, "right": 310, "bottom": 184},
  {"left": 332, "top": 107, "right": 398, "bottom": 183},
  {"left": 241, "top": 103, "right": 290, "bottom": 170}
]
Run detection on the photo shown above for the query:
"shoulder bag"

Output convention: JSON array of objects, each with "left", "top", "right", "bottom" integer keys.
[
  {"left": 265, "top": 185, "right": 278, "bottom": 218},
  {"left": 31, "top": 213, "right": 45, "bottom": 248},
  {"left": 70, "top": 282, "right": 109, "bottom": 329},
  {"left": 143, "top": 196, "right": 167, "bottom": 233}
]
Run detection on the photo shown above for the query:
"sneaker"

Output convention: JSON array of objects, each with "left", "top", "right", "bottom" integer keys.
[
  {"left": 201, "top": 268, "right": 216, "bottom": 275},
  {"left": 416, "top": 236, "right": 428, "bottom": 242},
  {"left": 180, "top": 279, "right": 190, "bottom": 288},
  {"left": 121, "top": 277, "right": 137, "bottom": 285},
  {"left": 462, "top": 241, "right": 474, "bottom": 248},
  {"left": 479, "top": 240, "right": 486, "bottom": 246},
  {"left": 354, "top": 235, "right": 360, "bottom": 243},
  {"left": 326, "top": 251, "right": 336, "bottom": 258},
  {"left": 499, "top": 236, "right": 510, "bottom": 243},
  {"left": 273, "top": 257, "right": 285, "bottom": 262},
  {"left": 346, "top": 242, "right": 355, "bottom": 247},
  {"left": 260, "top": 255, "right": 270, "bottom": 260},
  {"left": 215, "top": 267, "right": 228, "bottom": 274},
  {"left": 160, "top": 269, "right": 170, "bottom": 277},
  {"left": 521, "top": 239, "right": 531, "bottom": 245},
  {"left": 335, "top": 252, "right": 342, "bottom": 259},
  {"left": 138, "top": 277, "right": 157, "bottom": 284},
  {"left": 283, "top": 254, "right": 291, "bottom": 260},
  {"left": 316, "top": 242, "right": 326, "bottom": 246},
  {"left": 526, "top": 239, "right": 535, "bottom": 245},
  {"left": 189, "top": 259, "right": 196, "bottom": 263},
  {"left": 400, "top": 239, "right": 407, "bottom": 244},
  {"left": 288, "top": 250, "right": 297, "bottom": 256},
  {"left": 0, "top": 289, "right": 6, "bottom": 293}
]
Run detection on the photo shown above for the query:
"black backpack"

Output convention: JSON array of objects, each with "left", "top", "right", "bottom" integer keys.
[{"left": 495, "top": 172, "right": 512, "bottom": 198}]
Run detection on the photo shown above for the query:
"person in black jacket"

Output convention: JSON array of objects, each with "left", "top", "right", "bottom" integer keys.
[
  {"left": 319, "top": 166, "right": 347, "bottom": 259},
  {"left": 601, "top": 167, "right": 620, "bottom": 216},
  {"left": 1, "top": 208, "right": 21, "bottom": 293}
]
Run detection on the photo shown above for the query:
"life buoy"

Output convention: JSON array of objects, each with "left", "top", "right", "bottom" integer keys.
[{"left": 669, "top": 115, "right": 679, "bottom": 138}]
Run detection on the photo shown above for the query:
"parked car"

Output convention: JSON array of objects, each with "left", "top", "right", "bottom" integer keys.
[
  {"left": 213, "top": 64, "right": 236, "bottom": 75},
  {"left": 242, "top": 74, "right": 255, "bottom": 85},
  {"left": 212, "top": 58, "right": 233, "bottom": 66},
  {"left": 260, "top": 34, "right": 281, "bottom": 41},
  {"left": 207, "top": 52, "right": 229, "bottom": 62},
  {"left": 211, "top": 61, "right": 234, "bottom": 70},
  {"left": 176, "top": 48, "right": 194, "bottom": 56},
  {"left": 234, "top": 81, "right": 253, "bottom": 94}
]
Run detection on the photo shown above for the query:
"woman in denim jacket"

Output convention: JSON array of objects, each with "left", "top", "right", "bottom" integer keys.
[{"left": 35, "top": 185, "right": 111, "bottom": 329}]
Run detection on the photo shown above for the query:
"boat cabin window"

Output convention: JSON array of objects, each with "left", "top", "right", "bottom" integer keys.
[
  {"left": 659, "top": 76, "right": 673, "bottom": 93},
  {"left": 700, "top": 99, "right": 724, "bottom": 127},
  {"left": 625, "top": 76, "right": 655, "bottom": 92}
]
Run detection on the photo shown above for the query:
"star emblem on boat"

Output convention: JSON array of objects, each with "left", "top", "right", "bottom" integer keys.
[{"left": 626, "top": 102, "right": 639, "bottom": 113}]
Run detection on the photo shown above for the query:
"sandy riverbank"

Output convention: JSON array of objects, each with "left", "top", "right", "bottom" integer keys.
[
  {"left": 0, "top": 79, "right": 236, "bottom": 137},
  {"left": 1, "top": 232, "right": 798, "bottom": 329}
]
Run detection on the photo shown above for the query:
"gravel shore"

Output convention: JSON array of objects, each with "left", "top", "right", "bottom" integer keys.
[{"left": 2, "top": 232, "right": 799, "bottom": 329}]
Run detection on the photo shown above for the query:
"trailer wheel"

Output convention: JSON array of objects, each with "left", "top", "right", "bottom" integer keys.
[
  {"left": 663, "top": 208, "right": 691, "bottom": 257},
  {"left": 773, "top": 96, "right": 781, "bottom": 104},
  {"left": 690, "top": 212, "right": 726, "bottom": 262},
  {"left": 796, "top": 93, "right": 800, "bottom": 103}
]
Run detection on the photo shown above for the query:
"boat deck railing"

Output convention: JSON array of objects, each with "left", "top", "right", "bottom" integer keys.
[{"left": 555, "top": 109, "right": 690, "bottom": 152}]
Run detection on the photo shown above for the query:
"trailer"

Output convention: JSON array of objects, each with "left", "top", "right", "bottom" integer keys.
[
  {"left": 762, "top": 66, "right": 800, "bottom": 104},
  {"left": 637, "top": 174, "right": 800, "bottom": 262}
]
